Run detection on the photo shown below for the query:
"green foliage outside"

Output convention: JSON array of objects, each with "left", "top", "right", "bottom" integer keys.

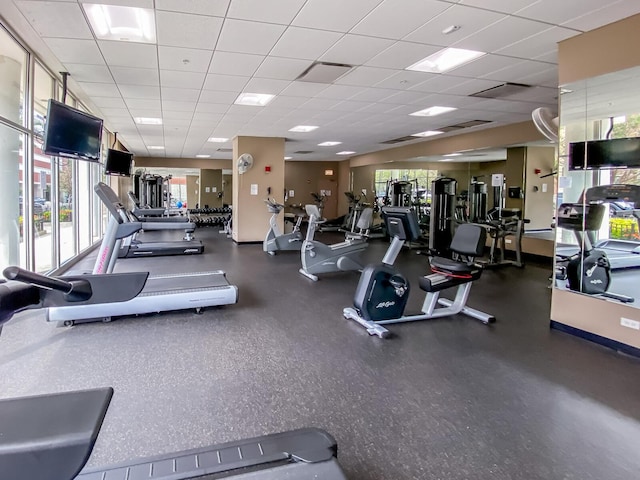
[{"left": 609, "top": 217, "right": 640, "bottom": 240}]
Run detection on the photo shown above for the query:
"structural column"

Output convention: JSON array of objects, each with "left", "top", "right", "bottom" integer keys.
[{"left": 232, "top": 136, "right": 285, "bottom": 243}]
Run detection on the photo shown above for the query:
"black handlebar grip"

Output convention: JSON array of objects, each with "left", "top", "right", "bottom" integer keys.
[{"left": 3, "top": 266, "right": 73, "bottom": 293}]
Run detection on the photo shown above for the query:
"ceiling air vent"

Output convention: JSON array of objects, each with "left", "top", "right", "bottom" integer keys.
[
  {"left": 294, "top": 150, "right": 314, "bottom": 154},
  {"left": 296, "top": 61, "right": 354, "bottom": 84},
  {"left": 470, "top": 82, "right": 531, "bottom": 99},
  {"left": 380, "top": 135, "right": 421, "bottom": 145},
  {"left": 439, "top": 120, "right": 493, "bottom": 132},
  {"left": 217, "top": 148, "right": 232, "bottom": 153}
]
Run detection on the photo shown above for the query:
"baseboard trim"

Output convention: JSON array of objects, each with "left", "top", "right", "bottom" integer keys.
[{"left": 550, "top": 320, "right": 640, "bottom": 358}]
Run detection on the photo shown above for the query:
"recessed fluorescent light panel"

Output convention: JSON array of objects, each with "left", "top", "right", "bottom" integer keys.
[
  {"left": 208, "top": 137, "right": 229, "bottom": 143},
  {"left": 289, "top": 125, "right": 319, "bottom": 133},
  {"left": 196, "top": 154, "right": 211, "bottom": 158},
  {"left": 284, "top": 156, "right": 292, "bottom": 160},
  {"left": 147, "top": 145, "right": 164, "bottom": 150},
  {"left": 444, "top": 153, "right": 462, "bottom": 157},
  {"left": 134, "top": 117, "right": 162, "bottom": 125},
  {"left": 318, "top": 141, "right": 342, "bottom": 146},
  {"left": 411, "top": 130, "right": 444, "bottom": 138},
  {"left": 406, "top": 47, "right": 486, "bottom": 73},
  {"left": 410, "top": 106, "right": 457, "bottom": 117},
  {"left": 234, "top": 93, "right": 275, "bottom": 106},
  {"left": 337, "top": 151, "right": 356, "bottom": 155},
  {"left": 83, "top": 4, "right": 156, "bottom": 43}
]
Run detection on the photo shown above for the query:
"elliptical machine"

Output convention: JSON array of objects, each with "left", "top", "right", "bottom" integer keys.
[
  {"left": 344, "top": 207, "right": 495, "bottom": 338},
  {"left": 263, "top": 198, "right": 303, "bottom": 255},
  {"left": 556, "top": 202, "right": 633, "bottom": 303},
  {"left": 299, "top": 205, "right": 372, "bottom": 281}
]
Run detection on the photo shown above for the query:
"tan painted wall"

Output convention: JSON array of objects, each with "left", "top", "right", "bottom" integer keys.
[
  {"left": 222, "top": 174, "right": 232, "bottom": 206},
  {"left": 186, "top": 175, "right": 198, "bottom": 209},
  {"left": 505, "top": 147, "right": 525, "bottom": 211},
  {"left": 134, "top": 157, "right": 232, "bottom": 170},
  {"left": 553, "top": 13, "right": 640, "bottom": 349},
  {"left": 232, "top": 136, "right": 285, "bottom": 243},
  {"left": 523, "top": 146, "right": 556, "bottom": 230},
  {"left": 284, "top": 160, "right": 341, "bottom": 219},
  {"left": 558, "top": 14, "right": 640, "bottom": 85},
  {"left": 199, "top": 169, "right": 223, "bottom": 208},
  {"left": 338, "top": 161, "right": 351, "bottom": 216}
]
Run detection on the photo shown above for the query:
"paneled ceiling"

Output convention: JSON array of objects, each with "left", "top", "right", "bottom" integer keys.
[{"left": 4, "top": 0, "right": 640, "bottom": 160}]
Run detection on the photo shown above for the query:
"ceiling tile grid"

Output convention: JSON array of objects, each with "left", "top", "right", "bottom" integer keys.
[{"left": 9, "top": 0, "right": 640, "bottom": 158}]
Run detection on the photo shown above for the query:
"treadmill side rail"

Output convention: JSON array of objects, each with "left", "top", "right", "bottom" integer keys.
[{"left": 76, "top": 428, "right": 344, "bottom": 480}]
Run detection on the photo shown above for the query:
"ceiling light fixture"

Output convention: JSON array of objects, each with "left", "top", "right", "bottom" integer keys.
[
  {"left": 318, "top": 141, "right": 342, "bottom": 147},
  {"left": 134, "top": 117, "right": 162, "bottom": 125},
  {"left": 83, "top": 3, "right": 156, "bottom": 43},
  {"left": 196, "top": 154, "right": 211, "bottom": 158},
  {"left": 284, "top": 156, "right": 292, "bottom": 160},
  {"left": 289, "top": 125, "right": 319, "bottom": 133},
  {"left": 336, "top": 151, "right": 356, "bottom": 155},
  {"left": 442, "top": 25, "right": 461, "bottom": 35},
  {"left": 234, "top": 92, "right": 275, "bottom": 107},
  {"left": 410, "top": 106, "right": 457, "bottom": 117},
  {"left": 411, "top": 130, "right": 444, "bottom": 137},
  {"left": 406, "top": 47, "right": 486, "bottom": 73},
  {"left": 147, "top": 145, "right": 164, "bottom": 150},
  {"left": 444, "top": 153, "right": 462, "bottom": 157},
  {"left": 208, "top": 137, "right": 229, "bottom": 143}
]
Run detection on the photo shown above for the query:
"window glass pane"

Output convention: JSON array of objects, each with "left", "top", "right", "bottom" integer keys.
[
  {"left": 58, "top": 157, "right": 76, "bottom": 263},
  {"left": 77, "top": 158, "right": 92, "bottom": 250},
  {"left": 33, "top": 63, "right": 54, "bottom": 273},
  {"left": 0, "top": 26, "right": 27, "bottom": 125},
  {"left": 0, "top": 123, "right": 26, "bottom": 272}
]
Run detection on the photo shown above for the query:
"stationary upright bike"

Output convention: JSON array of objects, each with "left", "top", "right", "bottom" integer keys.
[
  {"left": 344, "top": 207, "right": 495, "bottom": 338},
  {"left": 299, "top": 204, "right": 372, "bottom": 281},
  {"left": 263, "top": 198, "right": 303, "bottom": 255}
]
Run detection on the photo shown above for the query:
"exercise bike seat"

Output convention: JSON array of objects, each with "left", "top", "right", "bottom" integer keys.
[{"left": 429, "top": 257, "right": 475, "bottom": 274}]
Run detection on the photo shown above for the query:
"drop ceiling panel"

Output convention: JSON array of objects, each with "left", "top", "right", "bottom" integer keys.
[
  {"left": 334, "top": 66, "right": 395, "bottom": 87},
  {"left": 208, "top": 52, "right": 264, "bottom": 76},
  {"left": 155, "top": 0, "right": 229, "bottom": 17},
  {"left": 161, "top": 87, "right": 201, "bottom": 102},
  {"left": 17, "top": 1, "right": 92, "bottom": 39},
  {"left": 366, "top": 41, "right": 440, "bottom": 70},
  {"left": 92, "top": 96, "right": 126, "bottom": 109},
  {"left": 98, "top": 41, "right": 158, "bottom": 69},
  {"left": 320, "top": 34, "right": 394, "bottom": 65},
  {"left": 331, "top": 100, "right": 373, "bottom": 112},
  {"left": 202, "top": 74, "right": 248, "bottom": 92},
  {"left": 119, "top": 84, "right": 160, "bottom": 99},
  {"left": 350, "top": 87, "right": 405, "bottom": 103},
  {"left": 495, "top": 26, "right": 578, "bottom": 59},
  {"left": 226, "top": 0, "right": 306, "bottom": 24},
  {"left": 351, "top": 0, "right": 451, "bottom": 40},
  {"left": 110, "top": 66, "right": 159, "bottom": 86},
  {"left": 443, "top": 54, "right": 516, "bottom": 79},
  {"left": 77, "top": 82, "right": 120, "bottom": 97},
  {"left": 443, "top": 78, "right": 504, "bottom": 96},
  {"left": 481, "top": 59, "right": 557, "bottom": 84},
  {"left": 280, "top": 81, "right": 328, "bottom": 98},
  {"left": 44, "top": 38, "right": 104, "bottom": 65},
  {"left": 266, "top": 95, "right": 308, "bottom": 109},
  {"left": 315, "top": 84, "right": 364, "bottom": 100},
  {"left": 242, "top": 78, "right": 291, "bottom": 95},
  {"left": 123, "top": 98, "right": 161, "bottom": 110},
  {"left": 453, "top": 16, "right": 551, "bottom": 53},
  {"left": 373, "top": 70, "right": 436, "bottom": 90},
  {"left": 158, "top": 46, "right": 213, "bottom": 73},
  {"left": 128, "top": 108, "right": 162, "bottom": 118},
  {"left": 405, "top": 5, "right": 505, "bottom": 47},
  {"left": 254, "top": 57, "right": 310, "bottom": 81},
  {"left": 515, "top": 0, "right": 610, "bottom": 25},
  {"left": 160, "top": 70, "right": 206, "bottom": 89},
  {"left": 163, "top": 116, "right": 193, "bottom": 126},
  {"left": 156, "top": 11, "right": 224, "bottom": 49},
  {"left": 198, "top": 90, "right": 239, "bottom": 104},
  {"left": 162, "top": 100, "right": 197, "bottom": 112},
  {"left": 291, "top": 0, "right": 382, "bottom": 33},
  {"left": 380, "top": 90, "right": 433, "bottom": 105},
  {"left": 216, "top": 19, "right": 286, "bottom": 55},
  {"left": 269, "top": 27, "right": 342, "bottom": 61},
  {"left": 64, "top": 64, "right": 113, "bottom": 83},
  {"left": 459, "top": 0, "right": 539, "bottom": 14},
  {"left": 560, "top": 0, "right": 640, "bottom": 31},
  {"left": 99, "top": 107, "right": 131, "bottom": 116},
  {"left": 192, "top": 111, "right": 224, "bottom": 122}
]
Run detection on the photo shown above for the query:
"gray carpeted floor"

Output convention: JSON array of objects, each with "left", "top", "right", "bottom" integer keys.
[{"left": 1, "top": 227, "right": 639, "bottom": 479}]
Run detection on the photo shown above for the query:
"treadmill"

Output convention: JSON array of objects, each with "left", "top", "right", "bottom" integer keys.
[
  {"left": 42, "top": 183, "right": 238, "bottom": 326},
  {"left": 556, "top": 185, "right": 640, "bottom": 269},
  {"left": 0, "top": 287, "right": 348, "bottom": 480},
  {"left": 94, "top": 185, "right": 205, "bottom": 258}
]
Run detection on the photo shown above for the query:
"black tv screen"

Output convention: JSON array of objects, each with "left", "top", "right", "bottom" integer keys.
[
  {"left": 104, "top": 149, "right": 133, "bottom": 176},
  {"left": 569, "top": 137, "right": 640, "bottom": 170},
  {"left": 43, "top": 99, "right": 103, "bottom": 162}
]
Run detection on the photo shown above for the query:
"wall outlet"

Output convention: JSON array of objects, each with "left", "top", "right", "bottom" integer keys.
[
  {"left": 542, "top": 183, "right": 548, "bottom": 193},
  {"left": 621, "top": 317, "right": 640, "bottom": 330}
]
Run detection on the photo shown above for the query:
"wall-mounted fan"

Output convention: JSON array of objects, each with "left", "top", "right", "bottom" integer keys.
[
  {"left": 237, "top": 153, "right": 254, "bottom": 174},
  {"left": 532, "top": 107, "right": 559, "bottom": 143}
]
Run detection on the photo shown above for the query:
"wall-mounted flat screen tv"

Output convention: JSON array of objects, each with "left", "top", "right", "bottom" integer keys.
[
  {"left": 569, "top": 137, "right": 640, "bottom": 170},
  {"left": 43, "top": 99, "right": 103, "bottom": 162},
  {"left": 104, "top": 149, "right": 133, "bottom": 176}
]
